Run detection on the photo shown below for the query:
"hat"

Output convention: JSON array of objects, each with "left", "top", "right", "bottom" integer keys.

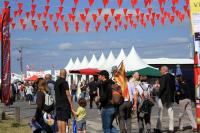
[
  {"left": 111, "top": 66, "right": 118, "bottom": 74},
  {"left": 98, "top": 70, "right": 109, "bottom": 79}
]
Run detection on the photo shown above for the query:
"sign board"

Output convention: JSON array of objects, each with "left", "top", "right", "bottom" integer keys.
[{"left": 190, "top": 0, "right": 200, "bottom": 34}]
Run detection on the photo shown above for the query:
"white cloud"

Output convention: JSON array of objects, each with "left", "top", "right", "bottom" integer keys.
[
  {"left": 59, "top": 42, "right": 72, "bottom": 50},
  {"left": 167, "top": 37, "right": 189, "bottom": 44},
  {"left": 15, "top": 37, "right": 33, "bottom": 41}
]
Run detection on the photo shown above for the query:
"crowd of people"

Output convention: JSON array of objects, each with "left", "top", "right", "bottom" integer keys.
[{"left": 1, "top": 65, "right": 197, "bottom": 133}]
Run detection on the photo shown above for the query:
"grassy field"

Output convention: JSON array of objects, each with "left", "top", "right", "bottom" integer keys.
[{"left": 0, "top": 119, "right": 31, "bottom": 133}]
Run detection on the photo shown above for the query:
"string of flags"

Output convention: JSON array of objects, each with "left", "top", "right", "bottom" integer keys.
[{"left": 0, "top": 0, "right": 190, "bottom": 33}]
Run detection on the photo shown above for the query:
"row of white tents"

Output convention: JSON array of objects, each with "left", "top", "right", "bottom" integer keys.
[{"left": 65, "top": 46, "right": 155, "bottom": 72}]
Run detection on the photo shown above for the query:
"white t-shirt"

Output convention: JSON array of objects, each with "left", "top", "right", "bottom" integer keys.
[
  {"left": 26, "top": 86, "right": 33, "bottom": 95},
  {"left": 136, "top": 82, "right": 152, "bottom": 102}
]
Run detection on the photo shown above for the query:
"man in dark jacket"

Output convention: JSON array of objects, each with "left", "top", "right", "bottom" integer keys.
[
  {"left": 176, "top": 76, "right": 197, "bottom": 132},
  {"left": 98, "top": 70, "right": 118, "bottom": 133},
  {"left": 155, "top": 66, "right": 175, "bottom": 133}
]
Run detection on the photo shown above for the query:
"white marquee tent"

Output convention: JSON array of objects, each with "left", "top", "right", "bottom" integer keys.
[
  {"left": 114, "top": 49, "right": 126, "bottom": 67},
  {"left": 99, "top": 51, "right": 115, "bottom": 71}
]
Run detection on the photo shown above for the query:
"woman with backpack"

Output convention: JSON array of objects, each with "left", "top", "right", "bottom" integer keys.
[
  {"left": 32, "top": 78, "right": 54, "bottom": 133},
  {"left": 135, "top": 75, "right": 154, "bottom": 133}
]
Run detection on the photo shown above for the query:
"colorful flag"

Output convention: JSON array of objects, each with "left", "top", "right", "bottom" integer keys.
[
  {"left": 1, "top": 7, "right": 11, "bottom": 104},
  {"left": 114, "top": 62, "right": 129, "bottom": 100}
]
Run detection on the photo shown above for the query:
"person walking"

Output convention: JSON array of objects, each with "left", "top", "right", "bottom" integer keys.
[
  {"left": 70, "top": 80, "right": 78, "bottom": 102},
  {"left": 33, "top": 79, "right": 53, "bottom": 133},
  {"left": 118, "top": 75, "right": 135, "bottom": 133},
  {"left": 25, "top": 82, "right": 34, "bottom": 105},
  {"left": 155, "top": 66, "right": 176, "bottom": 133},
  {"left": 55, "top": 69, "right": 74, "bottom": 133},
  {"left": 176, "top": 76, "right": 197, "bottom": 132},
  {"left": 98, "top": 70, "right": 119, "bottom": 133},
  {"left": 88, "top": 76, "right": 98, "bottom": 109},
  {"left": 135, "top": 76, "right": 154, "bottom": 133},
  {"left": 45, "top": 74, "right": 55, "bottom": 102}
]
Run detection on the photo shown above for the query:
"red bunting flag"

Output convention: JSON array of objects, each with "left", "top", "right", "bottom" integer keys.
[
  {"left": 33, "top": 25, "right": 38, "bottom": 31},
  {"left": 75, "top": 22, "right": 79, "bottom": 32},
  {"left": 136, "top": 8, "right": 140, "bottom": 15},
  {"left": 53, "top": 21, "right": 57, "bottom": 28},
  {"left": 151, "top": 18, "right": 155, "bottom": 27},
  {"left": 92, "top": 14, "right": 97, "bottom": 22},
  {"left": 104, "top": 14, "right": 109, "bottom": 22},
  {"left": 161, "top": 17, "right": 165, "bottom": 25},
  {"left": 95, "top": 26, "right": 99, "bottom": 32},
  {"left": 64, "top": 21, "right": 69, "bottom": 32},
  {"left": 80, "top": 14, "right": 86, "bottom": 22},
  {"left": 31, "top": 20, "right": 36, "bottom": 26},
  {"left": 123, "top": 8, "right": 128, "bottom": 15},
  {"left": 37, "top": 13, "right": 42, "bottom": 20},
  {"left": 60, "top": 15, "right": 65, "bottom": 21},
  {"left": 46, "top": 0, "right": 50, "bottom": 4},
  {"left": 114, "top": 25, "right": 118, "bottom": 31},
  {"left": 136, "top": 15, "right": 139, "bottom": 21},
  {"left": 160, "top": 7, "right": 164, "bottom": 14},
  {"left": 85, "top": 8, "right": 89, "bottom": 16},
  {"left": 118, "top": 20, "right": 122, "bottom": 26},
  {"left": 171, "top": 6, "right": 176, "bottom": 13},
  {"left": 118, "top": 0, "right": 123, "bottom": 8},
  {"left": 32, "top": 0, "right": 35, "bottom": 3},
  {"left": 26, "top": 12, "right": 30, "bottom": 19},
  {"left": 56, "top": 12, "right": 60, "bottom": 20},
  {"left": 9, "top": 18, "right": 13, "bottom": 23},
  {"left": 128, "top": 14, "right": 133, "bottom": 20},
  {"left": 45, "top": 26, "right": 48, "bottom": 32},
  {"left": 72, "top": 7, "right": 76, "bottom": 14},
  {"left": 11, "top": 23, "right": 16, "bottom": 29},
  {"left": 74, "top": 0, "right": 79, "bottom": 6},
  {"left": 105, "top": 25, "right": 109, "bottom": 32},
  {"left": 43, "top": 12, "right": 48, "bottom": 19},
  {"left": 156, "top": 13, "right": 160, "bottom": 20},
  {"left": 22, "top": 24, "right": 26, "bottom": 30},
  {"left": 98, "top": 8, "right": 103, "bottom": 16},
  {"left": 148, "top": 7, "right": 152, "bottom": 14},
  {"left": 152, "top": 12, "right": 155, "bottom": 19},
  {"left": 133, "top": 24, "right": 137, "bottom": 29},
  {"left": 42, "top": 20, "right": 46, "bottom": 27},
  {"left": 31, "top": 10, "right": 35, "bottom": 18},
  {"left": 131, "top": 0, "right": 138, "bottom": 8},
  {"left": 20, "top": 18, "right": 24, "bottom": 26},
  {"left": 18, "top": 2, "right": 23, "bottom": 9},
  {"left": 184, "top": 5, "right": 188, "bottom": 12},
  {"left": 97, "top": 21, "right": 101, "bottom": 27},
  {"left": 146, "top": 14, "right": 150, "bottom": 21},
  {"left": 170, "top": 15, "right": 174, "bottom": 24},
  {"left": 88, "top": 0, "right": 94, "bottom": 6},
  {"left": 45, "top": 5, "right": 50, "bottom": 12},
  {"left": 32, "top": 4, "right": 36, "bottom": 11},
  {"left": 185, "top": 0, "right": 189, "bottom": 5},
  {"left": 4, "top": 1, "right": 9, "bottom": 8},
  {"left": 172, "top": 0, "right": 179, "bottom": 5},
  {"left": 125, "top": 16, "right": 129, "bottom": 22},
  {"left": 60, "top": 0, "right": 65, "bottom": 5},
  {"left": 49, "top": 14, "right": 53, "bottom": 21},
  {"left": 56, "top": 26, "right": 59, "bottom": 32},
  {"left": 18, "top": 9, "right": 23, "bottom": 16},
  {"left": 103, "top": 0, "right": 109, "bottom": 7},
  {"left": 111, "top": 8, "right": 115, "bottom": 16},
  {"left": 14, "top": 11, "right": 18, "bottom": 17},
  {"left": 124, "top": 24, "right": 128, "bottom": 30},
  {"left": 59, "top": 6, "right": 63, "bottom": 13},
  {"left": 108, "top": 21, "right": 112, "bottom": 27}
]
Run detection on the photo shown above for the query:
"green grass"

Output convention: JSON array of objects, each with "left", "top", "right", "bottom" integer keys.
[{"left": 0, "top": 118, "right": 31, "bottom": 133}]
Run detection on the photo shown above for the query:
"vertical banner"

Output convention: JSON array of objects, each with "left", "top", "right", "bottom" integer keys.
[
  {"left": 1, "top": 7, "right": 11, "bottom": 104},
  {"left": 190, "top": 0, "right": 200, "bottom": 130}
]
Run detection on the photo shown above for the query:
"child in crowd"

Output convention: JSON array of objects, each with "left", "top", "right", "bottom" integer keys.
[{"left": 72, "top": 98, "right": 87, "bottom": 133}]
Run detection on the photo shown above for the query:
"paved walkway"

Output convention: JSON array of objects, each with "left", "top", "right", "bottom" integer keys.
[{"left": 3, "top": 101, "right": 197, "bottom": 133}]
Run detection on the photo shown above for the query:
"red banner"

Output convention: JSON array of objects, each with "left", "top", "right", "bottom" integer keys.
[{"left": 1, "top": 7, "right": 11, "bottom": 104}]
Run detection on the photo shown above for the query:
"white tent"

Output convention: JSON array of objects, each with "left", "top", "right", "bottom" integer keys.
[
  {"left": 114, "top": 49, "right": 126, "bottom": 67},
  {"left": 100, "top": 51, "right": 115, "bottom": 71},
  {"left": 79, "top": 56, "right": 89, "bottom": 69},
  {"left": 124, "top": 46, "right": 150, "bottom": 71},
  {"left": 87, "top": 54, "right": 98, "bottom": 68},
  {"left": 65, "top": 58, "right": 74, "bottom": 71},
  {"left": 71, "top": 57, "right": 81, "bottom": 70},
  {"left": 96, "top": 53, "right": 106, "bottom": 69}
]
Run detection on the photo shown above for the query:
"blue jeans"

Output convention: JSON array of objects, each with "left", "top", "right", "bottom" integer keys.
[
  {"left": 71, "top": 91, "right": 77, "bottom": 102},
  {"left": 101, "top": 107, "right": 119, "bottom": 133}
]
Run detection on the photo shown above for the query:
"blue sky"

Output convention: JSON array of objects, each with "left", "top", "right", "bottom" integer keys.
[{"left": 0, "top": 0, "right": 193, "bottom": 73}]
